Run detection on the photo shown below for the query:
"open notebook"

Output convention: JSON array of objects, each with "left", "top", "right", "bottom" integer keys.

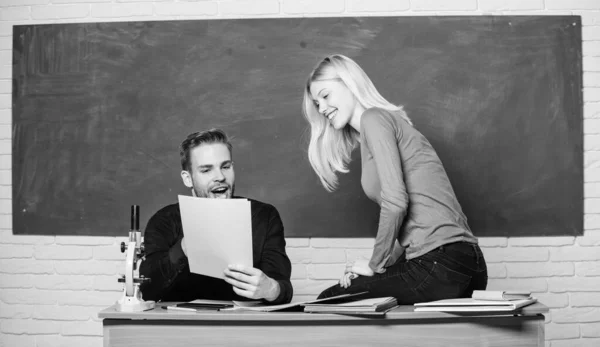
[
  {"left": 226, "top": 291, "right": 371, "bottom": 312},
  {"left": 303, "top": 297, "right": 398, "bottom": 315}
]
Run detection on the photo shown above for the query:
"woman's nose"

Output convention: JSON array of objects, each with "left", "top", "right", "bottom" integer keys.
[{"left": 318, "top": 102, "right": 327, "bottom": 115}]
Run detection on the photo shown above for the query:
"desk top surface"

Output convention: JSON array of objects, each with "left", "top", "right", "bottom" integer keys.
[{"left": 98, "top": 302, "right": 549, "bottom": 322}]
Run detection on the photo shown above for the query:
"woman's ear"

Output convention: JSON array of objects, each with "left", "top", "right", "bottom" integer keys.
[{"left": 181, "top": 170, "right": 193, "bottom": 188}]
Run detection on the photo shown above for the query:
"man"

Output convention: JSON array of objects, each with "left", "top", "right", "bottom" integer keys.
[{"left": 140, "top": 129, "right": 292, "bottom": 304}]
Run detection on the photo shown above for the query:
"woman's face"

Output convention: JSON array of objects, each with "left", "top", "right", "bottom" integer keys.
[{"left": 309, "top": 79, "right": 358, "bottom": 130}]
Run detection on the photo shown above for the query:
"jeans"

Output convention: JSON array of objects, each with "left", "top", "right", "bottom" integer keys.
[{"left": 317, "top": 241, "right": 488, "bottom": 304}]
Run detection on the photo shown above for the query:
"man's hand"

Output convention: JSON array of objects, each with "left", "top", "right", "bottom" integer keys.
[{"left": 223, "top": 264, "right": 281, "bottom": 302}]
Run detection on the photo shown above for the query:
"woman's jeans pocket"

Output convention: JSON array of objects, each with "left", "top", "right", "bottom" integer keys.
[{"left": 412, "top": 257, "right": 472, "bottom": 302}]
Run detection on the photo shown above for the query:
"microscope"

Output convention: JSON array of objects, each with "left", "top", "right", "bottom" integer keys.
[{"left": 115, "top": 205, "right": 155, "bottom": 312}]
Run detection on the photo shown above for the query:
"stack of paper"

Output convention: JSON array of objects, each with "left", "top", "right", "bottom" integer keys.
[
  {"left": 303, "top": 297, "right": 398, "bottom": 314},
  {"left": 472, "top": 290, "right": 532, "bottom": 301},
  {"left": 178, "top": 195, "right": 252, "bottom": 279},
  {"left": 414, "top": 297, "right": 537, "bottom": 312}
]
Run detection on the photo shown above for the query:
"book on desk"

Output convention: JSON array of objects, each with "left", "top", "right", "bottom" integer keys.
[
  {"left": 414, "top": 290, "right": 536, "bottom": 312},
  {"left": 227, "top": 291, "right": 374, "bottom": 312},
  {"left": 303, "top": 297, "right": 398, "bottom": 315},
  {"left": 163, "top": 291, "right": 399, "bottom": 315},
  {"left": 163, "top": 299, "right": 234, "bottom": 312}
]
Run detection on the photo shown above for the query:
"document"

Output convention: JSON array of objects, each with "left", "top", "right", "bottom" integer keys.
[{"left": 178, "top": 195, "right": 252, "bottom": 279}]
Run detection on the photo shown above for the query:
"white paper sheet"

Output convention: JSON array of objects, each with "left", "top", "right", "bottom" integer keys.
[{"left": 178, "top": 195, "right": 252, "bottom": 279}]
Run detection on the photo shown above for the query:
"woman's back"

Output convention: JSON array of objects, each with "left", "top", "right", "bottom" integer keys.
[{"left": 359, "top": 107, "right": 478, "bottom": 260}]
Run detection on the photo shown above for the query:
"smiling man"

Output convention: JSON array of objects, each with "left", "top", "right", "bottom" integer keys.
[{"left": 139, "top": 129, "right": 293, "bottom": 304}]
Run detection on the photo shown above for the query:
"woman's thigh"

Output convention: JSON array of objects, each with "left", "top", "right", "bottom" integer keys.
[
  {"left": 317, "top": 258, "right": 459, "bottom": 304},
  {"left": 318, "top": 243, "right": 483, "bottom": 304}
]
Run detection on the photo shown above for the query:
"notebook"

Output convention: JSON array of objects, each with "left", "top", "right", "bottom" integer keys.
[
  {"left": 414, "top": 297, "right": 537, "bottom": 312},
  {"left": 471, "top": 290, "right": 532, "bottom": 301},
  {"left": 303, "top": 296, "right": 398, "bottom": 315},
  {"left": 225, "top": 291, "right": 370, "bottom": 312},
  {"left": 164, "top": 299, "right": 234, "bottom": 312}
]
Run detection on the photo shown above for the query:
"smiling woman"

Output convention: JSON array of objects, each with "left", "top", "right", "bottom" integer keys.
[{"left": 302, "top": 54, "right": 488, "bottom": 304}]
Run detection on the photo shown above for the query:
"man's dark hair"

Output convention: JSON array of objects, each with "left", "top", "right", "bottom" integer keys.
[{"left": 180, "top": 128, "right": 233, "bottom": 172}]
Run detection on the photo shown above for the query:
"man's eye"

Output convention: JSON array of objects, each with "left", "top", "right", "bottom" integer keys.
[
  {"left": 223, "top": 165, "right": 231, "bottom": 170},
  {"left": 201, "top": 169, "right": 210, "bottom": 173}
]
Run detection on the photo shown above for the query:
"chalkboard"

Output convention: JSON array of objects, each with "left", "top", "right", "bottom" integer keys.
[{"left": 12, "top": 16, "right": 583, "bottom": 237}]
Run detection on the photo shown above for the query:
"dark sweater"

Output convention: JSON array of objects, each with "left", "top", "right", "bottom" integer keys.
[{"left": 139, "top": 197, "right": 293, "bottom": 304}]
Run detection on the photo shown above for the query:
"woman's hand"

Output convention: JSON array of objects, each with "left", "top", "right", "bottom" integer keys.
[
  {"left": 338, "top": 258, "right": 375, "bottom": 288},
  {"left": 350, "top": 258, "right": 375, "bottom": 277},
  {"left": 339, "top": 272, "right": 358, "bottom": 288}
]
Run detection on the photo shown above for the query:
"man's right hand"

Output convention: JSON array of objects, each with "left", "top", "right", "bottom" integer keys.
[{"left": 181, "top": 237, "right": 188, "bottom": 256}]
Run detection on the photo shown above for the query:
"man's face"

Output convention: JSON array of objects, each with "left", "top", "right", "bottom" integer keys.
[{"left": 181, "top": 143, "right": 235, "bottom": 199}]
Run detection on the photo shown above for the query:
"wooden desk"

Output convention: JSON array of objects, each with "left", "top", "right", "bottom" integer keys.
[{"left": 99, "top": 302, "right": 548, "bottom": 347}]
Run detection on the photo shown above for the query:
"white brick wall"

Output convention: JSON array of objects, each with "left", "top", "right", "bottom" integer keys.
[{"left": 0, "top": 1, "right": 599, "bottom": 347}]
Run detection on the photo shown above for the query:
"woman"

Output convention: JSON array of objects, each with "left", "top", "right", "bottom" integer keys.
[{"left": 303, "top": 54, "right": 487, "bottom": 304}]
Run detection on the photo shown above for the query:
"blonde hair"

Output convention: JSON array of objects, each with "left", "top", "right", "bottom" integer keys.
[{"left": 302, "top": 54, "right": 412, "bottom": 192}]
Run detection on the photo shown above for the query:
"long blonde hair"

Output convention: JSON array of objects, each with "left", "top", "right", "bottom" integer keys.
[{"left": 302, "top": 54, "right": 412, "bottom": 192}]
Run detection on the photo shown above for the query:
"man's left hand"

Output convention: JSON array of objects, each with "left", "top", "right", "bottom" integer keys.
[{"left": 224, "top": 265, "right": 281, "bottom": 302}]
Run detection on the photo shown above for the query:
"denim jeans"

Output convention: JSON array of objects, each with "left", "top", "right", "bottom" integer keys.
[{"left": 317, "top": 241, "right": 488, "bottom": 304}]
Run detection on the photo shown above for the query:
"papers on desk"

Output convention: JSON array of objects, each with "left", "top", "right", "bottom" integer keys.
[
  {"left": 414, "top": 297, "right": 537, "bottom": 312},
  {"left": 178, "top": 195, "right": 252, "bottom": 279},
  {"left": 164, "top": 292, "right": 400, "bottom": 315},
  {"left": 225, "top": 291, "right": 371, "bottom": 312}
]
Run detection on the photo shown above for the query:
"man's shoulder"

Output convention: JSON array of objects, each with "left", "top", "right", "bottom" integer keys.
[{"left": 150, "top": 202, "right": 181, "bottom": 220}]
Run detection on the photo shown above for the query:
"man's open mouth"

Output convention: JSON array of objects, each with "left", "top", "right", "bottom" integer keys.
[{"left": 211, "top": 186, "right": 229, "bottom": 195}]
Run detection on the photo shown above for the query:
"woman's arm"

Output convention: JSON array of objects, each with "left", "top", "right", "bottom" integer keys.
[{"left": 361, "top": 109, "right": 409, "bottom": 273}]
